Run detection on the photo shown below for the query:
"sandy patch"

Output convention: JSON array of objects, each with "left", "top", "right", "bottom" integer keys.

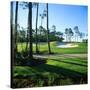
[{"left": 57, "top": 43, "right": 78, "bottom": 48}]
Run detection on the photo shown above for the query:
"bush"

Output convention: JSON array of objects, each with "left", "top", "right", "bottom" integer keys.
[
  {"left": 82, "top": 39, "right": 88, "bottom": 43},
  {"left": 15, "top": 51, "right": 47, "bottom": 66}
]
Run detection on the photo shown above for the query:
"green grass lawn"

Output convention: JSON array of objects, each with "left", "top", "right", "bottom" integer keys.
[
  {"left": 13, "top": 55, "right": 87, "bottom": 87},
  {"left": 17, "top": 42, "right": 87, "bottom": 54},
  {"left": 13, "top": 42, "right": 88, "bottom": 88},
  {"left": 14, "top": 57, "right": 87, "bottom": 77}
]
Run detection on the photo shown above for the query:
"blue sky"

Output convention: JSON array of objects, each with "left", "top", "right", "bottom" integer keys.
[{"left": 13, "top": 2, "right": 88, "bottom": 34}]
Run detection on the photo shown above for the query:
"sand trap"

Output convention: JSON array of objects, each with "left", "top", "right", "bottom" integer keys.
[{"left": 57, "top": 43, "right": 78, "bottom": 48}]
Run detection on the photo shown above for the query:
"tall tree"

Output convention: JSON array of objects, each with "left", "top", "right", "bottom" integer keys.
[
  {"left": 79, "top": 32, "right": 83, "bottom": 41},
  {"left": 15, "top": 1, "right": 18, "bottom": 52},
  {"left": 28, "top": 2, "right": 33, "bottom": 60},
  {"left": 19, "top": 2, "right": 29, "bottom": 52},
  {"left": 19, "top": 27, "right": 26, "bottom": 42},
  {"left": 11, "top": 1, "right": 14, "bottom": 53},
  {"left": 25, "top": 28, "right": 29, "bottom": 51},
  {"left": 39, "top": 10, "right": 46, "bottom": 51},
  {"left": 56, "top": 31, "right": 63, "bottom": 38},
  {"left": 46, "top": 3, "right": 51, "bottom": 54},
  {"left": 52, "top": 25, "right": 56, "bottom": 36},
  {"left": 74, "top": 26, "right": 79, "bottom": 42},
  {"left": 35, "top": 3, "right": 39, "bottom": 53},
  {"left": 20, "top": 2, "right": 39, "bottom": 53},
  {"left": 65, "top": 28, "right": 68, "bottom": 42},
  {"left": 11, "top": 2, "right": 14, "bottom": 88},
  {"left": 68, "top": 28, "right": 73, "bottom": 42},
  {"left": 11, "top": 2, "right": 13, "bottom": 35}
]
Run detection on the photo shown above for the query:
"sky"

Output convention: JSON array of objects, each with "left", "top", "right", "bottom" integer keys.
[{"left": 12, "top": 2, "right": 88, "bottom": 35}]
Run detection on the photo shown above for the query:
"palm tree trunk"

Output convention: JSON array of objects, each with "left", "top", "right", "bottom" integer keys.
[
  {"left": 46, "top": 3, "right": 51, "bottom": 54},
  {"left": 28, "top": 2, "right": 33, "bottom": 60},
  {"left": 35, "top": 3, "right": 39, "bottom": 53},
  {"left": 15, "top": 1, "right": 18, "bottom": 52}
]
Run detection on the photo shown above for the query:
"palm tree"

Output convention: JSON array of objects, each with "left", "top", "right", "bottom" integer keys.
[
  {"left": 28, "top": 2, "right": 33, "bottom": 60},
  {"left": 46, "top": 3, "right": 51, "bottom": 54},
  {"left": 15, "top": 1, "right": 18, "bottom": 52}
]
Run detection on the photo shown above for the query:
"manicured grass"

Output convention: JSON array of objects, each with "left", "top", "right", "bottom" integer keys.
[
  {"left": 13, "top": 56, "right": 87, "bottom": 87},
  {"left": 51, "top": 42, "right": 87, "bottom": 54},
  {"left": 17, "top": 42, "right": 87, "bottom": 54},
  {"left": 14, "top": 56, "right": 87, "bottom": 77},
  {"left": 13, "top": 42, "right": 88, "bottom": 88}
]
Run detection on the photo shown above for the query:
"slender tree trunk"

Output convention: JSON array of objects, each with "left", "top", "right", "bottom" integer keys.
[
  {"left": 11, "top": 2, "right": 14, "bottom": 88},
  {"left": 70, "top": 36, "right": 71, "bottom": 42},
  {"left": 75, "top": 34, "right": 76, "bottom": 42},
  {"left": 76, "top": 36, "right": 77, "bottom": 42},
  {"left": 26, "top": 29, "right": 28, "bottom": 51},
  {"left": 39, "top": 15, "right": 43, "bottom": 52},
  {"left": 66, "top": 35, "right": 67, "bottom": 42},
  {"left": 28, "top": 2, "right": 33, "bottom": 60},
  {"left": 11, "top": 2, "right": 14, "bottom": 54},
  {"left": 46, "top": 3, "right": 51, "bottom": 54},
  {"left": 35, "top": 3, "right": 39, "bottom": 53},
  {"left": 77, "top": 35, "right": 78, "bottom": 42},
  {"left": 11, "top": 2, "right": 13, "bottom": 36},
  {"left": 15, "top": 1, "right": 18, "bottom": 52}
]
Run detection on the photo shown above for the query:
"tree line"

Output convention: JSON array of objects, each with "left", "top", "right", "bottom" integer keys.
[
  {"left": 11, "top": 1, "right": 64, "bottom": 64},
  {"left": 12, "top": 25, "right": 63, "bottom": 43},
  {"left": 11, "top": 1, "right": 87, "bottom": 65},
  {"left": 65, "top": 26, "right": 86, "bottom": 42}
]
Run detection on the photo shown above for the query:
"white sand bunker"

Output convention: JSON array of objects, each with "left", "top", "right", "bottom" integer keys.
[{"left": 57, "top": 43, "right": 78, "bottom": 48}]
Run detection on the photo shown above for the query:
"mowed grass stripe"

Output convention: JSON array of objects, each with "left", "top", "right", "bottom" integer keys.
[{"left": 14, "top": 56, "right": 87, "bottom": 77}]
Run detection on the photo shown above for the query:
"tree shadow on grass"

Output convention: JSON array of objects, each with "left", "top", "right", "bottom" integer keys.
[
  {"left": 13, "top": 63, "right": 87, "bottom": 88},
  {"left": 50, "top": 59, "right": 87, "bottom": 67},
  {"left": 15, "top": 63, "right": 87, "bottom": 83},
  {"left": 36, "top": 64, "right": 86, "bottom": 77},
  {"left": 34, "top": 64, "right": 87, "bottom": 84}
]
